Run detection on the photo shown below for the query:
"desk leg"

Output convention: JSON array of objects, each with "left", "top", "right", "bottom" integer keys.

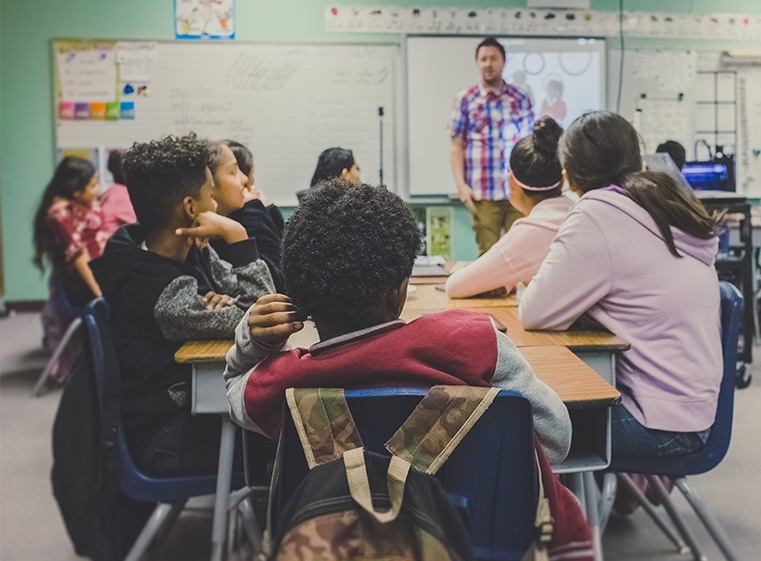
[
  {"left": 583, "top": 471, "right": 605, "bottom": 561},
  {"left": 211, "top": 416, "right": 236, "bottom": 561}
]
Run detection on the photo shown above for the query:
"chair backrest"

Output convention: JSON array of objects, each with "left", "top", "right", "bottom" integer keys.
[
  {"left": 610, "top": 280, "right": 743, "bottom": 476},
  {"left": 81, "top": 302, "right": 220, "bottom": 502},
  {"left": 269, "top": 387, "right": 538, "bottom": 560},
  {"left": 50, "top": 272, "right": 89, "bottom": 322}
]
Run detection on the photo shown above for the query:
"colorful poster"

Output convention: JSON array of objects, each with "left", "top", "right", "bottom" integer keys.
[
  {"left": 426, "top": 207, "right": 453, "bottom": 260},
  {"left": 175, "top": 0, "right": 235, "bottom": 40},
  {"left": 55, "top": 42, "right": 117, "bottom": 102}
]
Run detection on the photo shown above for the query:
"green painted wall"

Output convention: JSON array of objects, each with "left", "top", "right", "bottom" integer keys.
[{"left": 2, "top": 0, "right": 760, "bottom": 300}]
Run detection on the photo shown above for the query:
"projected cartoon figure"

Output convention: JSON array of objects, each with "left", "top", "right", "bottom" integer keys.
[
  {"left": 510, "top": 70, "right": 535, "bottom": 106},
  {"left": 540, "top": 77, "right": 566, "bottom": 124}
]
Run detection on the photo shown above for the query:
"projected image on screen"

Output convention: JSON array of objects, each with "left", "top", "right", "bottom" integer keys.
[
  {"left": 406, "top": 36, "right": 606, "bottom": 197},
  {"left": 503, "top": 38, "right": 602, "bottom": 129}
]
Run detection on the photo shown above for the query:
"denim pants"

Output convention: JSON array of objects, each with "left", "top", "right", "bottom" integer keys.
[
  {"left": 138, "top": 412, "right": 224, "bottom": 476},
  {"left": 611, "top": 404, "right": 711, "bottom": 458}
]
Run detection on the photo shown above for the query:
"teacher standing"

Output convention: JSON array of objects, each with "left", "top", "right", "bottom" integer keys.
[{"left": 449, "top": 37, "right": 535, "bottom": 255}]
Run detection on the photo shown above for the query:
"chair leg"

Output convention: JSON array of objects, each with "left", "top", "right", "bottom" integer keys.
[
  {"left": 125, "top": 500, "right": 186, "bottom": 561},
  {"left": 237, "top": 497, "right": 263, "bottom": 554},
  {"left": 674, "top": 477, "right": 742, "bottom": 561},
  {"left": 598, "top": 472, "right": 617, "bottom": 532},
  {"left": 618, "top": 474, "right": 689, "bottom": 554},
  {"left": 31, "top": 317, "right": 82, "bottom": 397},
  {"left": 582, "top": 472, "right": 604, "bottom": 561},
  {"left": 646, "top": 475, "right": 706, "bottom": 561}
]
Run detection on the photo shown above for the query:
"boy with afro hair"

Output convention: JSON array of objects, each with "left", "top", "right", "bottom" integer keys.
[
  {"left": 91, "top": 133, "right": 274, "bottom": 475},
  {"left": 224, "top": 180, "right": 571, "bottom": 464}
]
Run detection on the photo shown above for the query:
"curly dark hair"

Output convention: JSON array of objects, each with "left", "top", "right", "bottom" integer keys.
[
  {"left": 283, "top": 180, "right": 421, "bottom": 328},
  {"left": 122, "top": 133, "right": 210, "bottom": 231}
]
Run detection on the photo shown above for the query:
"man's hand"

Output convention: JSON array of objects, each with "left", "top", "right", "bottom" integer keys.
[
  {"left": 457, "top": 182, "right": 477, "bottom": 215},
  {"left": 202, "top": 291, "right": 239, "bottom": 311},
  {"left": 175, "top": 211, "right": 248, "bottom": 244},
  {"left": 247, "top": 294, "right": 306, "bottom": 347}
]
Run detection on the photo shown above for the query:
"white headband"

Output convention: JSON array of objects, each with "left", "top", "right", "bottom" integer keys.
[{"left": 510, "top": 170, "right": 562, "bottom": 192}]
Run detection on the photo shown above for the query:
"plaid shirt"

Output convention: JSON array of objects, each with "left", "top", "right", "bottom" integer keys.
[{"left": 449, "top": 81, "right": 534, "bottom": 201}]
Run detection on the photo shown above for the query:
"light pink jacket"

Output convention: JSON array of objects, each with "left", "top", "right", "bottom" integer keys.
[
  {"left": 520, "top": 188, "right": 721, "bottom": 433},
  {"left": 446, "top": 196, "right": 573, "bottom": 298}
]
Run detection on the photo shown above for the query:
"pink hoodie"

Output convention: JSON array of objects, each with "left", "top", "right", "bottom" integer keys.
[
  {"left": 446, "top": 196, "right": 573, "bottom": 298},
  {"left": 520, "top": 188, "right": 721, "bottom": 433}
]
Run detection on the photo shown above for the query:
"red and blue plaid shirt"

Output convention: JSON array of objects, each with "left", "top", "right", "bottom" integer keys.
[{"left": 448, "top": 81, "right": 534, "bottom": 201}]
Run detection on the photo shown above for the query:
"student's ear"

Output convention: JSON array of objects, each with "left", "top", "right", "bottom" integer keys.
[
  {"left": 562, "top": 169, "right": 578, "bottom": 194},
  {"left": 339, "top": 168, "right": 350, "bottom": 181},
  {"left": 386, "top": 278, "right": 408, "bottom": 319},
  {"left": 181, "top": 195, "right": 199, "bottom": 223}
]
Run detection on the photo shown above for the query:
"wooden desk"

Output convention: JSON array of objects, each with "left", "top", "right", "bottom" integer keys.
[
  {"left": 405, "top": 283, "right": 518, "bottom": 309},
  {"left": 175, "top": 338, "right": 619, "bottom": 474},
  {"left": 175, "top": 340, "right": 618, "bottom": 409},
  {"left": 402, "top": 306, "right": 629, "bottom": 384}
]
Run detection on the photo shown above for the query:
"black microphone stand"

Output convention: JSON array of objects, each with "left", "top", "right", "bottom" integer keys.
[{"left": 378, "top": 106, "right": 384, "bottom": 186}]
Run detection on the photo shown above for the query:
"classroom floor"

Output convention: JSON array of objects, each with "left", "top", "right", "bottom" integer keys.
[{"left": 1, "top": 310, "right": 760, "bottom": 560}]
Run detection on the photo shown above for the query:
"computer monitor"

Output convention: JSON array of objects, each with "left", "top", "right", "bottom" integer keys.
[{"left": 682, "top": 159, "right": 734, "bottom": 192}]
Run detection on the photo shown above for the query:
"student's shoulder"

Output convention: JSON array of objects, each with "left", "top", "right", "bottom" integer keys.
[{"left": 409, "top": 308, "right": 494, "bottom": 335}]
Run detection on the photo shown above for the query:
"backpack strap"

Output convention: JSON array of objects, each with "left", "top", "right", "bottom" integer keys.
[
  {"left": 386, "top": 385, "right": 501, "bottom": 474},
  {"left": 520, "top": 452, "right": 552, "bottom": 561},
  {"left": 343, "top": 448, "right": 411, "bottom": 523},
  {"left": 285, "top": 387, "right": 363, "bottom": 468}
]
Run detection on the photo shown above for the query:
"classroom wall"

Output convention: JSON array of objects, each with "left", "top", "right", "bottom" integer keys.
[{"left": 2, "top": 0, "right": 761, "bottom": 302}]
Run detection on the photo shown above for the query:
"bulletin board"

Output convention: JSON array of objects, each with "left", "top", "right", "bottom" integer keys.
[
  {"left": 53, "top": 40, "right": 398, "bottom": 206},
  {"left": 610, "top": 48, "right": 761, "bottom": 196}
]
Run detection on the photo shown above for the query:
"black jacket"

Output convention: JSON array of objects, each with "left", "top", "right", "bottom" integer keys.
[
  {"left": 210, "top": 199, "right": 285, "bottom": 291},
  {"left": 90, "top": 224, "right": 274, "bottom": 450}
]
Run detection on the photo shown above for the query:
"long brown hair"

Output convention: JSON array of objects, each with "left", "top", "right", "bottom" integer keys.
[
  {"left": 33, "top": 157, "right": 96, "bottom": 271},
  {"left": 560, "top": 111, "right": 719, "bottom": 256}
]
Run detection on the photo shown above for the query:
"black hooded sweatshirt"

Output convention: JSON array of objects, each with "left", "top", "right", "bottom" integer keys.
[{"left": 90, "top": 224, "right": 274, "bottom": 452}]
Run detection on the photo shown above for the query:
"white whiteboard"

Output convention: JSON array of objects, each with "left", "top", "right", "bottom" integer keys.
[
  {"left": 406, "top": 35, "right": 605, "bottom": 197},
  {"left": 55, "top": 41, "right": 398, "bottom": 206}
]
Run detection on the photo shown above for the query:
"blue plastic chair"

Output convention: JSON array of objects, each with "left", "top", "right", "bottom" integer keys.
[
  {"left": 82, "top": 300, "right": 229, "bottom": 561},
  {"left": 268, "top": 387, "right": 539, "bottom": 561},
  {"left": 31, "top": 276, "right": 91, "bottom": 396},
  {"left": 600, "top": 280, "right": 743, "bottom": 561}
]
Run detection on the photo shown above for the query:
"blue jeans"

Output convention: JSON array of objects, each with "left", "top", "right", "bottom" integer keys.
[{"left": 611, "top": 404, "right": 711, "bottom": 458}]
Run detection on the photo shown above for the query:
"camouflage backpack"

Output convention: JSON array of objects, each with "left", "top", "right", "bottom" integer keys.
[{"left": 261, "top": 386, "right": 553, "bottom": 561}]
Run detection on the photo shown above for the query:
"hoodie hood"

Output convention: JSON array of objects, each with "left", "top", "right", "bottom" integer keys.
[{"left": 581, "top": 188, "right": 718, "bottom": 266}]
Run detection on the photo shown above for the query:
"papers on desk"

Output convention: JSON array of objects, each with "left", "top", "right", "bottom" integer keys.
[{"left": 412, "top": 255, "right": 450, "bottom": 278}]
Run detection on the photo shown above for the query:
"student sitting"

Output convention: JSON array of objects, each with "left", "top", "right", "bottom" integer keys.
[
  {"left": 445, "top": 116, "right": 572, "bottom": 298},
  {"left": 33, "top": 157, "right": 108, "bottom": 351},
  {"left": 207, "top": 140, "right": 285, "bottom": 291},
  {"left": 296, "top": 146, "right": 361, "bottom": 202},
  {"left": 223, "top": 139, "right": 285, "bottom": 234},
  {"left": 520, "top": 111, "right": 722, "bottom": 459},
  {"left": 100, "top": 149, "right": 137, "bottom": 235},
  {"left": 225, "top": 180, "right": 571, "bottom": 465},
  {"left": 90, "top": 134, "right": 274, "bottom": 475}
]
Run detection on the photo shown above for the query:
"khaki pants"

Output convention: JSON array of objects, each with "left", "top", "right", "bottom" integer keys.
[{"left": 471, "top": 199, "right": 524, "bottom": 255}]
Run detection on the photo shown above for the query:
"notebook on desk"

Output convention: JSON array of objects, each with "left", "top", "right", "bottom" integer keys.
[{"left": 411, "top": 255, "right": 450, "bottom": 278}]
